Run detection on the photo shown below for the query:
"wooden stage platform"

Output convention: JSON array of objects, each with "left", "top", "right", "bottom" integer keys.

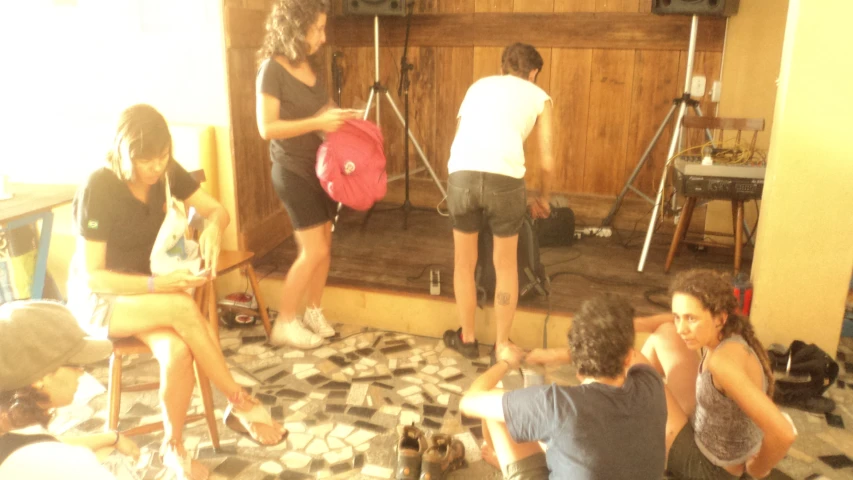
[{"left": 254, "top": 202, "right": 752, "bottom": 318}]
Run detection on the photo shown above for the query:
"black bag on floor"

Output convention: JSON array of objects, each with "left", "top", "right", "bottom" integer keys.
[
  {"left": 768, "top": 340, "right": 839, "bottom": 411},
  {"left": 534, "top": 207, "right": 575, "bottom": 247},
  {"left": 475, "top": 215, "right": 550, "bottom": 307}
]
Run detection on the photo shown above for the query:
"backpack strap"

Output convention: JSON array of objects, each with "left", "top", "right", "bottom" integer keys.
[{"left": 0, "top": 433, "right": 57, "bottom": 466}]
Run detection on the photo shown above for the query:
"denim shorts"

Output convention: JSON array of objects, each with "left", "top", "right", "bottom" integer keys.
[
  {"left": 667, "top": 423, "right": 740, "bottom": 480},
  {"left": 447, "top": 171, "right": 526, "bottom": 237}
]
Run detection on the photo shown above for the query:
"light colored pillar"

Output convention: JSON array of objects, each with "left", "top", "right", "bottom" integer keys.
[{"left": 750, "top": 0, "right": 853, "bottom": 354}]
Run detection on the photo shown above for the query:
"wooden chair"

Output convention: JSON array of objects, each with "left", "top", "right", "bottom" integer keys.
[
  {"left": 187, "top": 170, "right": 272, "bottom": 339},
  {"left": 664, "top": 117, "right": 765, "bottom": 274},
  {"left": 106, "top": 287, "right": 219, "bottom": 449}
]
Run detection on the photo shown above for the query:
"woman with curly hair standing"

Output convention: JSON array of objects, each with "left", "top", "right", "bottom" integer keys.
[
  {"left": 256, "top": 0, "right": 357, "bottom": 349},
  {"left": 642, "top": 269, "right": 797, "bottom": 479}
]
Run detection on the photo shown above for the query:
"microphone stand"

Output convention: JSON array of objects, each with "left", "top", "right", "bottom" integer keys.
[{"left": 397, "top": 8, "right": 414, "bottom": 229}]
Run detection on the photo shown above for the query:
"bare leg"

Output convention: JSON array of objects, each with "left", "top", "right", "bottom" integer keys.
[
  {"left": 453, "top": 230, "right": 479, "bottom": 343},
  {"left": 108, "top": 293, "right": 283, "bottom": 445},
  {"left": 279, "top": 222, "right": 332, "bottom": 322},
  {"left": 483, "top": 419, "right": 543, "bottom": 473},
  {"left": 492, "top": 234, "right": 519, "bottom": 349},
  {"left": 305, "top": 221, "right": 332, "bottom": 308},
  {"left": 641, "top": 322, "right": 700, "bottom": 416}
]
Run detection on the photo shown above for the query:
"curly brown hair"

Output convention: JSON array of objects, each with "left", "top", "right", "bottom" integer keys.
[
  {"left": 0, "top": 387, "right": 52, "bottom": 434},
  {"left": 568, "top": 294, "right": 635, "bottom": 379},
  {"left": 258, "top": 0, "right": 330, "bottom": 64},
  {"left": 501, "top": 43, "right": 544, "bottom": 80},
  {"left": 670, "top": 269, "right": 774, "bottom": 396}
]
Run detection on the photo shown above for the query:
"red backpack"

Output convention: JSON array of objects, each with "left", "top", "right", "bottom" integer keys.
[{"left": 316, "top": 119, "right": 387, "bottom": 211}]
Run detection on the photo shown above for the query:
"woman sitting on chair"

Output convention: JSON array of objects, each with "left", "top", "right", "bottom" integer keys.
[{"left": 66, "top": 104, "right": 286, "bottom": 480}]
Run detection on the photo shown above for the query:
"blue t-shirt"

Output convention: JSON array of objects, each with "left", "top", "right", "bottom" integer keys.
[{"left": 502, "top": 364, "right": 667, "bottom": 480}]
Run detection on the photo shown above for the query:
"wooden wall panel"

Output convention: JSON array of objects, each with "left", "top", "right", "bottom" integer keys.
[
  {"left": 515, "top": 0, "right": 556, "bottom": 12},
  {"left": 624, "top": 50, "right": 681, "bottom": 196},
  {"left": 475, "top": 0, "right": 514, "bottom": 12},
  {"left": 473, "top": 47, "right": 504, "bottom": 80},
  {"left": 549, "top": 48, "right": 593, "bottom": 193},
  {"left": 432, "top": 48, "right": 475, "bottom": 181},
  {"left": 582, "top": 49, "right": 635, "bottom": 195},
  {"left": 555, "top": 0, "right": 596, "bottom": 11}
]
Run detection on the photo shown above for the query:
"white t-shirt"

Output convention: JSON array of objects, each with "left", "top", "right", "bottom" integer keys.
[
  {"left": 0, "top": 427, "right": 116, "bottom": 480},
  {"left": 447, "top": 75, "right": 551, "bottom": 179}
]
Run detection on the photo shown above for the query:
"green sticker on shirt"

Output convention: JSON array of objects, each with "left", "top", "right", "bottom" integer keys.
[{"left": 88, "top": 220, "right": 99, "bottom": 230}]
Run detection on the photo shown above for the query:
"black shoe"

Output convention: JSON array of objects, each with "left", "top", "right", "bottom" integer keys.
[
  {"left": 420, "top": 433, "right": 466, "bottom": 480},
  {"left": 396, "top": 424, "right": 428, "bottom": 479},
  {"left": 443, "top": 328, "right": 479, "bottom": 359}
]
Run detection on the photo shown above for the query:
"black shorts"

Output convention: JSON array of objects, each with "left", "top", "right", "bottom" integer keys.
[
  {"left": 271, "top": 163, "right": 337, "bottom": 230},
  {"left": 667, "top": 423, "right": 740, "bottom": 480},
  {"left": 447, "top": 171, "right": 526, "bottom": 237},
  {"left": 504, "top": 452, "right": 549, "bottom": 480}
]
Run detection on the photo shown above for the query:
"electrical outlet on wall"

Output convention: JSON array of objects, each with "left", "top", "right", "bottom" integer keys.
[{"left": 690, "top": 75, "right": 706, "bottom": 98}]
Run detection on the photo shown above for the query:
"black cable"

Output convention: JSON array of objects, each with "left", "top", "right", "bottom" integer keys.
[
  {"left": 643, "top": 287, "right": 671, "bottom": 310},
  {"left": 543, "top": 251, "right": 582, "bottom": 269},
  {"left": 549, "top": 270, "right": 668, "bottom": 309},
  {"left": 406, "top": 264, "right": 450, "bottom": 282}
]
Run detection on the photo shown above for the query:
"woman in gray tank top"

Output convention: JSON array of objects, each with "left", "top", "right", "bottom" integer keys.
[{"left": 640, "top": 269, "right": 796, "bottom": 479}]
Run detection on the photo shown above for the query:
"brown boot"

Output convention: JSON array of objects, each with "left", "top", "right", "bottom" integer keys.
[
  {"left": 419, "top": 433, "right": 466, "bottom": 480},
  {"left": 396, "top": 424, "right": 428, "bottom": 479}
]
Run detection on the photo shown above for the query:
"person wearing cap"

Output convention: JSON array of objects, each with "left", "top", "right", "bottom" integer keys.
[
  {"left": 66, "top": 104, "right": 286, "bottom": 480},
  {"left": 0, "top": 301, "right": 139, "bottom": 479}
]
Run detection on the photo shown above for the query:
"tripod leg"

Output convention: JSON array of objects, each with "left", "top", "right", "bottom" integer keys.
[
  {"left": 603, "top": 102, "right": 679, "bottom": 226},
  {"left": 363, "top": 88, "right": 376, "bottom": 121},
  {"left": 382, "top": 90, "right": 447, "bottom": 197}
]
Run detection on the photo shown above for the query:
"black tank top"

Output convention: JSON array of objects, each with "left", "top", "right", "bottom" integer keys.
[{"left": 0, "top": 433, "right": 57, "bottom": 465}]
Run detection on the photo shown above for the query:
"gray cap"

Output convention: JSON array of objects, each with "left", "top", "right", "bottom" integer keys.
[{"left": 0, "top": 301, "right": 113, "bottom": 391}]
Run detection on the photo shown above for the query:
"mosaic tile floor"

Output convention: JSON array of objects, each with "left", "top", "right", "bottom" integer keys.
[{"left": 50, "top": 324, "right": 853, "bottom": 479}]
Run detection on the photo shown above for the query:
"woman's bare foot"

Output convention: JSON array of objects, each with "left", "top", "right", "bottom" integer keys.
[{"left": 480, "top": 442, "right": 500, "bottom": 470}]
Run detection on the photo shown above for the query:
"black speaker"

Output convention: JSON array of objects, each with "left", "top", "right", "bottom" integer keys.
[
  {"left": 343, "top": 0, "right": 406, "bottom": 16},
  {"left": 651, "top": 0, "right": 739, "bottom": 17}
]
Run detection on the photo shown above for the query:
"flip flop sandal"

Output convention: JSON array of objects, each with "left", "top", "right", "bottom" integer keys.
[
  {"left": 420, "top": 433, "right": 466, "bottom": 479},
  {"left": 160, "top": 440, "right": 208, "bottom": 480},
  {"left": 223, "top": 402, "right": 288, "bottom": 446}
]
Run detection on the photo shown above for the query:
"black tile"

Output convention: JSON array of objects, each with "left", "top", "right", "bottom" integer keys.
[
  {"left": 355, "top": 348, "right": 375, "bottom": 357},
  {"left": 76, "top": 418, "right": 105, "bottom": 432},
  {"left": 421, "top": 392, "right": 434, "bottom": 404},
  {"left": 305, "top": 374, "right": 330, "bottom": 386},
  {"left": 471, "top": 361, "right": 489, "bottom": 368},
  {"left": 328, "top": 390, "right": 348, "bottom": 400},
  {"left": 308, "top": 458, "right": 327, "bottom": 473},
  {"left": 476, "top": 366, "right": 488, "bottom": 374},
  {"left": 765, "top": 469, "right": 793, "bottom": 480},
  {"left": 347, "top": 406, "right": 377, "bottom": 419},
  {"left": 384, "top": 339, "right": 408, "bottom": 347},
  {"left": 384, "top": 397, "right": 396, "bottom": 405},
  {"left": 242, "top": 335, "right": 267, "bottom": 344},
  {"left": 354, "top": 453, "right": 365, "bottom": 469},
  {"left": 253, "top": 363, "right": 280, "bottom": 374},
  {"left": 212, "top": 457, "right": 251, "bottom": 477},
  {"left": 837, "top": 351, "right": 847, "bottom": 362},
  {"left": 275, "top": 388, "right": 307, "bottom": 400},
  {"left": 314, "top": 412, "right": 330, "bottom": 422},
  {"left": 804, "top": 475, "right": 822, "bottom": 480},
  {"left": 371, "top": 335, "right": 384, "bottom": 348},
  {"left": 819, "top": 454, "right": 853, "bottom": 469},
  {"left": 393, "top": 367, "right": 417, "bottom": 376},
  {"left": 116, "top": 417, "right": 140, "bottom": 431},
  {"left": 346, "top": 353, "right": 360, "bottom": 361},
  {"left": 825, "top": 412, "right": 845, "bottom": 428},
  {"left": 423, "top": 405, "right": 447, "bottom": 418},
  {"left": 126, "top": 403, "right": 159, "bottom": 417},
  {"left": 445, "top": 373, "right": 465, "bottom": 383},
  {"left": 329, "top": 355, "right": 350, "bottom": 367},
  {"left": 321, "top": 381, "right": 352, "bottom": 390},
  {"left": 303, "top": 418, "right": 318, "bottom": 427},
  {"left": 256, "top": 393, "right": 277, "bottom": 405},
  {"left": 271, "top": 406, "right": 284, "bottom": 420},
  {"left": 265, "top": 370, "right": 290, "bottom": 384},
  {"left": 330, "top": 462, "right": 353, "bottom": 474},
  {"left": 461, "top": 414, "right": 480, "bottom": 426},
  {"left": 381, "top": 343, "right": 412, "bottom": 355},
  {"left": 352, "top": 375, "right": 394, "bottom": 383},
  {"left": 353, "top": 420, "right": 388, "bottom": 433},
  {"left": 845, "top": 361, "right": 853, "bottom": 372},
  {"left": 374, "top": 382, "right": 395, "bottom": 390},
  {"left": 422, "top": 417, "right": 442, "bottom": 429},
  {"left": 402, "top": 403, "right": 418, "bottom": 411},
  {"left": 839, "top": 380, "right": 847, "bottom": 389},
  {"left": 469, "top": 425, "right": 483, "bottom": 441},
  {"left": 326, "top": 404, "right": 347, "bottom": 414},
  {"left": 221, "top": 348, "right": 236, "bottom": 357}
]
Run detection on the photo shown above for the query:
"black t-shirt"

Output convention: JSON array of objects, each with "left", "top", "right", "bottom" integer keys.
[
  {"left": 72, "top": 163, "right": 199, "bottom": 275},
  {"left": 256, "top": 58, "right": 329, "bottom": 180}
]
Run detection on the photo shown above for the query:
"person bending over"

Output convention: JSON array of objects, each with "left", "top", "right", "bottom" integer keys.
[
  {"left": 443, "top": 42, "right": 555, "bottom": 359},
  {"left": 460, "top": 295, "right": 668, "bottom": 480}
]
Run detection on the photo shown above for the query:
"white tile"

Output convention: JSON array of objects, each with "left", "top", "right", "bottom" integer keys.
[
  {"left": 397, "top": 385, "right": 422, "bottom": 397},
  {"left": 356, "top": 442, "right": 371, "bottom": 452},
  {"left": 287, "top": 432, "right": 312, "bottom": 450},
  {"left": 259, "top": 461, "right": 283, "bottom": 475},
  {"left": 381, "top": 405, "right": 402, "bottom": 416},
  {"left": 361, "top": 464, "right": 394, "bottom": 478},
  {"left": 313, "top": 347, "right": 337, "bottom": 358},
  {"left": 342, "top": 367, "right": 356, "bottom": 376},
  {"left": 421, "top": 365, "right": 440, "bottom": 375},
  {"left": 400, "top": 410, "right": 421, "bottom": 425},
  {"left": 238, "top": 344, "right": 267, "bottom": 355},
  {"left": 405, "top": 394, "right": 425, "bottom": 405},
  {"left": 389, "top": 359, "right": 398, "bottom": 370},
  {"left": 292, "top": 363, "right": 314, "bottom": 374},
  {"left": 439, "top": 383, "right": 462, "bottom": 393},
  {"left": 345, "top": 429, "right": 377, "bottom": 446},
  {"left": 280, "top": 451, "right": 312, "bottom": 469},
  {"left": 282, "top": 350, "right": 305, "bottom": 358},
  {"left": 295, "top": 367, "right": 321, "bottom": 379},
  {"left": 329, "top": 424, "right": 356, "bottom": 438},
  {"left": 347, "top": 383, "right": 370, "bottom": 406},
  {"left": 423, "top": 384, "right": 441, "bottom": 398},
  {"left": 454, "top": 431, "right": 482, "bottom": 465},
  {"left": 439, "top": 357, "right": 457, "bottom": 366},
  {"left": 289, "top": 400, "right": 307, "bottom": 411},
  {"left": 360, "top": 358, "right": 378, "bottom": 367},
  {"left": 355, "top": 364, "right": 369, "bottom": 371},
  {"left": 327, "top": 436, "right": 346, "bottom": 449},
  {"left": 230, "top": 369, "right": 259, "bottom": 387},
  {"left": 437, "top": 367, "right": 462, "bottom": 379},
  {"left": 309, "top": 423, "right": 334, "bottom": 438},
  {"left": 306, "top": 438, "right": 330, "bottom": 455},
  {"left": 284, "top": 422, "right": 306, "bottom": 433},
  {"left": 309, "top": 392, "right": 328, "bottom": 400},
  {"left": 418, "top": 373, "right": 441, "bottom": 384},
  {"left": 437, "top": 394, "right": 450, "bottom": 406},
  {"left": 401, "top": 376, "right": 423, "bottom": 385}
]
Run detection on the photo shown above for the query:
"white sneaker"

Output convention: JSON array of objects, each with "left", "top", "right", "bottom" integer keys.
[
  {"left": 270, "top": 317, "right": 324, "bottom": 349},
  {"left": 303, "top": 307, "right": 336, "bottom": 338}
]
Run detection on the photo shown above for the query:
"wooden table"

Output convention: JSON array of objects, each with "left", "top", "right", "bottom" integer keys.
[{"left": 0, "top": 183, "right": 78, "bottom": 299}]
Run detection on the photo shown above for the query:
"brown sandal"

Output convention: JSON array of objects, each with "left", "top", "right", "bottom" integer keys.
[{"left": 420, "top": 433, "right": 466, "bottom": 479}]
